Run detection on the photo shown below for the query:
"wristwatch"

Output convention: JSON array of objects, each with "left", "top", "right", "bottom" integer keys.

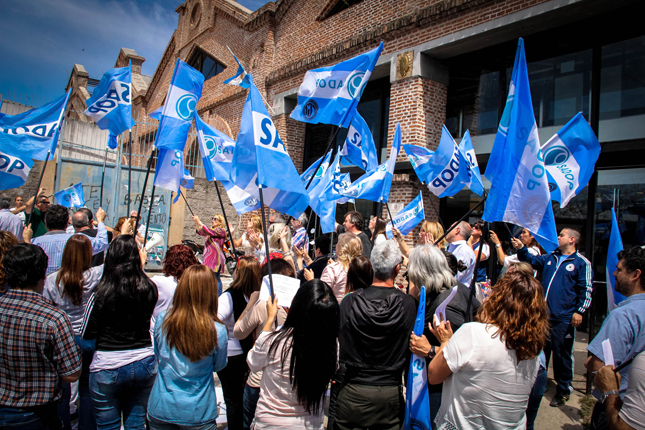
[
  {"left": 600, "top": 390, "right": 619, "bottom": 403},
  {"left": 427, "top": 345, "right": 436, "bottom": 359}
]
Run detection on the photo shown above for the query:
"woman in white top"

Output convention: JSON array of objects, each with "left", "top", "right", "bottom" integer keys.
[
  {"left": 368, "top": 217, "right": 388, "bottom": 247},
  {"left": 150, "top": 244, "right": 199, "bottom": 330},
  {"left": 43, "top": 234, "right": 103, "bottom": 430},
  {"left": 489, "top": 229, "right": 543, "bottom": 269},
  {"left": 247, "top": 279, "right": 340, "bottom": 429},
  {"left": 232, "top": 215, "right": 264, "bottom": 256},
  {"left": 425, "top": 271, "right": 548, "bottom": 430},
  {"left": 319, "top": 233, "right": 362, "bottom": 302},
  {"left": 217, "top": 256, "right": 262, "bottom": 430}
]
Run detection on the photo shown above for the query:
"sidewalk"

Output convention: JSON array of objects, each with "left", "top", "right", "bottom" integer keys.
[{"left": 534, "top": 330, "right": 591, "bottom": 429}]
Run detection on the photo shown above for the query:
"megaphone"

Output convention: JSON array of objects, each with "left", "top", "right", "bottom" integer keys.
[{"left": 145, "top": 233, "right": 164, "bottom": 251}]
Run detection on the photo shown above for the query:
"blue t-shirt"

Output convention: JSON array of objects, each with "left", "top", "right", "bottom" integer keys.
[
  {"left": 587, "top": 294, "right": 645, "bottom": 399},
  {"left": 557, "top": 254, "right": 571, "bottom": 267},
  {"left": 147, "top": 311, "right": 228, "bottom": 425}
]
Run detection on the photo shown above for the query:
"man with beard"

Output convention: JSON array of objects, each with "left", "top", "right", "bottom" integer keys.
[{"left": 585, "top": 247, "right": 645, "bottom": 430}]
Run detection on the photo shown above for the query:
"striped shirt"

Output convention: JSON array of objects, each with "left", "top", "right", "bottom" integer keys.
[
  {"left": 292, "top": 227, "right": 308, "bottom": 253},
  {"left": 0, "top": 289, "right": 81, "bottom": 407},
  {"left": 32, "top": 223, "right": 109, "bottom": 275},
  {"left": 197, "top": 225, "right": 226, "bottom": 273},
  {"left": 0, "top": 209, "right": 24, "bottom": 242}
]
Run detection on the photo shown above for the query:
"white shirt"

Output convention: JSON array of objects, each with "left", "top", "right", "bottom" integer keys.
[
  {"left": 437, "top": 322, "right": 539, "bottom": 430},
  {"left": 217, "top": 291, "right": 245, "bottom": 357},
  {"left": 447, "top": 240, "right": 476, "bottom": 285},
  {"left": 503, "top": 246, "right": 540, "bottom": 267},
  {"left": 10, "top": 208, "right": 26, "bottom": 225},
  {"left": 619, "top": 351, "right": 645, "bottom": 430},
  {"left": 151, "top": 275, "right": 178, "bottom": 331},
  {"left": 137, "top": 222, "right": 147, "bottom": 238}
]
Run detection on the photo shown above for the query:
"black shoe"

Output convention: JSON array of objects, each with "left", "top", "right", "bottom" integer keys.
[{"left": 550, "top": 393, "right": 570, "bottom": 407}]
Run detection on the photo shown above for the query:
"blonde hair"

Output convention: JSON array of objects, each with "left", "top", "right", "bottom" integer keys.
[
  {"left": 250, "top": 215, "right": 263, "bottom": 234},
  {"left": 422, "top": 221, "right": 446, "bottom": 249},
  {"left": 268, "top": 222, "right": 291, "bottom": 250},
  {"left": 336, "top": 233, "right": 363, "bottom": 271},
  {"left": 213, "top": 214, "right": 226, "bottom": 228}
]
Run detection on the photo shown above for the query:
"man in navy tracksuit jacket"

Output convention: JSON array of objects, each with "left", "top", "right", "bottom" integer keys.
[{"left": 515, "top": 228, "right": 593, "bottom": 406}]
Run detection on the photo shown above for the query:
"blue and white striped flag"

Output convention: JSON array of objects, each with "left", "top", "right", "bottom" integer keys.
[
  {"left": 606, "top": 208, "right": 625, "bottom": 312},
  {"left": 54, "top": 183, "right": 85, "bottom": 208},
  {"left": 181, "top": 169, "right": 194, "bottom": 189},
  {"left": 155, "top": 59, "right": 204, "bottom": 152},
  {"left": 341, "top": 112, "right": 379, "bottom": 172},
  {"left": 482, "top": 38, "right": 558, "bottom": 253},
  {"left": 291, "top": 42, "right": 383, "bottom": 128},
  {"left": 231, "top": 74, "right": 310, "bottom": 217},
  {"left": 194, "top": 113, "right": 235, "bottom": 182},
  {"left": 542, "top": 112, "right": 600, "bottom": 208},
  {"left": 84, "top": 64, "right": 134, "bottom": 149},
  {"left": 301, "top": 151, "right": 333, "bottom": 190},
  {"left": 458, "top": 130, "right": 484, "bottom": 196},
  {"left": 312, "top": 151, "right": 344, "bottom": 233},
  {"left": 340, "top": 122, "right": 401, "bottom": 203},
  {"left": 0, "top": 90, "right": 71, "bottom": 161},
  {"left": 153, "top": 148, "right": 185, "bottom": 203},
  {"left": 404, "top": 285, "right": 431, "bottom": 430},
  {"left": 336, "top": 173, "right": 355, "bottom": 205},
  {"left": 0, "top": 148, "right": 33, "bottom": 191},
  {"left": 223, "top": 52, "right": 251, "bottom": 89},
  {"left": 386, "top": 192, "right": 425, "bottom": 238},
  {"left": 404, "top": 144, "right": 435, "bottom": 183}
]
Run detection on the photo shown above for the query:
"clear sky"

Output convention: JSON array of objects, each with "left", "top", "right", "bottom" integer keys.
[{"left": 0, "top": 0, "right": 269, "bottom": 106}]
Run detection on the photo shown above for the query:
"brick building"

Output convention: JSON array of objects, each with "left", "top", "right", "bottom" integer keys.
[{"left": 135, "top": 0, "right": 644, "bottom": 276}]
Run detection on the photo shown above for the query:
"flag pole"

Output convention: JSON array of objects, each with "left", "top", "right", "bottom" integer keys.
[
  {"left": 134, "top": 150, "right": 154, "bottom": 235},
  {"left": 99, "top": 142, "right": 109, "bottom": 208},
  {"left": 305, "top": 112, "right": 352, "bottom": 191},
  {"left": 432, "top": 194, "right": 487, "bottom": 246},
  {"left": 143, "top": 184, "right": 156, "bottom": 247},
  {"left": 258, "top": 185, "right": 275, "bottom": 299},
  {"left": 427, "top": 195, "right": 444, "bottom": 229},
  {"left": 180, "top": 190, "right": 194, "bottom": 216},
  {"left": 26, "top": 149, "right": 51, "bottom": 228},
  {"left": 127, "top": 130, "right": 133, "bottom": 215},
  {"left": 213, "top": 181, "right": 238, "bottom": 258}
]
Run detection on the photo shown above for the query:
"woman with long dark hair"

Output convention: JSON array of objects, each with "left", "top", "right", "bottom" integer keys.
[
  {"left": 247, "top": 279, "right": 340, "bottom": 429},
  {"left": 44, "top": 234, "right": 102, "bottom": 429},
  {"left": 81, "top": 234, "right": 158, "bottom": 430},
  {"left": 146, "top": 265, "right": 228, "bottom": 429},
  {"left": 343, "top": 255, "right": 373, "bottom": 297},
  {"left": 0, "top": 231, "right": 18, "bottom": 295},
  {"left": 217, "top": 256, "right": 262, "bottom": 430},
  {"left": 368, "top": 217, "right": 388, "bottom": 247},
  {"left": 426, "top": 271, "right": 548, "bottom": 429}
]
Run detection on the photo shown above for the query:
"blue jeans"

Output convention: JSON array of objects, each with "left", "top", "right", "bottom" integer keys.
[
  {"left": 56, "top": 383, "right": 71, "bottom": 430},
  {"left": 0, "top": 403, "right": 59, "bottom": 429},
  {"left": 428, "top": 391, "right": 442, "bottom": 430},
  {"left": 75, "top": 336, "right": 96, "bottom": 430},
  {"left": 526, "top": 366, "right": 548, "bottom": 430},
  {"left": 215, "top": 271, "right": 223, "bottom": 296},
  {"left": 147, "top": 414, "right": 217, "bottom": 430},
  {"left": 242, "top": 384, "right": 260, "bottom": 430},
  {"left": 89, "top": 355, "right": 157, "bottom": 430}
]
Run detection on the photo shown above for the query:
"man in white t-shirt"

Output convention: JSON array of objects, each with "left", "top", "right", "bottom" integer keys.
[
  {"left": 130, "top": 210, "right": 147, "bottom": 243},
  {"left": 10, "top": 195, "right": 26, "bottom": 225},
  {"left": 445, "top": 221, "right": 476, "bottom": 285}
]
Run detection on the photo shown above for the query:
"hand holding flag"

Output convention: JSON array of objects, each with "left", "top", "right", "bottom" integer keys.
[{"left": 386, "top": 192, "right": 425, "bottom": 238}]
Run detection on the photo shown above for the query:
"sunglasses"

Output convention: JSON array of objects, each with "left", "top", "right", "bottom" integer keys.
[
  {"left": 39, "top": 201, "right": 50, "bottom": 205},
  {"left": 212, "top": 217, "right": 221, "bottom": 222}
]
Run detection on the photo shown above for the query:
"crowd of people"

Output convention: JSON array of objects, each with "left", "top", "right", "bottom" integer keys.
[{"left": 1, "top": 191, "right": 644, "bottom": 430}]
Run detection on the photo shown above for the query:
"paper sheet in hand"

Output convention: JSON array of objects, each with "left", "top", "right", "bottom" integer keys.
[
  {"left": 259, "top": 274, "right": 301, "bottom": 308},
  {"left": 434, "top": 285, "right": 458, "bottom": 325},
  {"left": 602, "top": 339, "right": 615, "bottom": 367}
]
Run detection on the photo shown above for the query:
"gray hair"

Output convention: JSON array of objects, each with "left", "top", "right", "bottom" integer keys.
[
  {"left": 457, "top": 221, "right": 471, "bottom": 241},
  {"left": 408, "top": 245, "right": 456, "bottom": 294},
  {"left": 297, "top": 213, "right": 308, "bottom": 226},
  {"left": 371, "top": 240, "right": 402, "bottom": 281},
  {"left": 72, "top": 211, "right": 89, "bottom": 229},
  {"left": 0, "top": 194, "right": 11, "bottom": 210}
]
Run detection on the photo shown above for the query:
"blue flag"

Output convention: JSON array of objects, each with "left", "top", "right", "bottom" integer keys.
[
  {"left": 155, "top": 59, "right": 204, "bottom": 152},
  {"left": 194, "top": 113, "right": 235, "bottom": 182},
  {"left": 340, "top": 122, "right": 401, "bottom": 202},
  {"left": 422, "top": 126, "right": 473, "bottom": 198},
  {"left": 231, "top": 75, "right": 310, "bottom": 218},
  {"left": 341, "top": 112, "right": 379, "bottom": 171},
  {"left": 84, "top": 65, "right": 134, "bottom": 149},
  {"left": 458, "top": 130, "right": 484, "bottom": 196},
  {"left": 221, "top": 180, "right": 261, "bottom": 215},
  {"left": 311, "top": 151, "right": 344, "bottom": 233},
  {"left": 54, "top": 183, "right": 85, "bottom": 208},
  {"left": 404, "top": 285, "right": 431, "bottom": 430},
  {"left": 0, "top": 147, "right": 34, "bottom": 191},
  {"left": 181, "top": 169, "right": 194, "bottom": 189},
  {"left": 404, "top": 144, "right": 435, "bottom": 183},
  {"left": 0, "top": 90, "right": 71, "bottom": 160},
  {"left": 606, "top": 208, "right": 625, "bottom": 312},
  {"left": 223, "top": 52, "right": 251, "bottom": 89},
  {"left": 336, "top": 173, "right": 355, "bottom": 204},
  {"left": 300, "top": 151, "right": 332, "bottom": 190},
  {"left": 290, "top": 42, "right": 383, "bottom": 128},
  {"left": 153, "top": 148, "right": 185, "bottom": 203},
  {"left": 542, "top": 112, "right": 600, "bottom": 208},
  {"left": 386, "top": 192, "right": 425, "bottom": 238},
  {"left": 483, "top": 39, "right": 558, "bottom": 253}
]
